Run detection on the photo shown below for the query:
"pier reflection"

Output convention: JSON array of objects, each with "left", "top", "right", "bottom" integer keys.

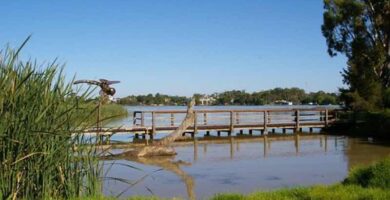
[{"left": 102, "top": 134, "right": 390, "bottom": 199}]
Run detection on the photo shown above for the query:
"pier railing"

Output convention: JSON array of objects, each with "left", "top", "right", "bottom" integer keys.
[{"left": 132, "top": 108, "right": 340, "bottom": 135}]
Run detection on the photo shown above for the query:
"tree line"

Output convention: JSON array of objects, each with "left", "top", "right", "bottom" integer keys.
[{"left": 118, "top": 88, "right": 339, "bottom": 106}]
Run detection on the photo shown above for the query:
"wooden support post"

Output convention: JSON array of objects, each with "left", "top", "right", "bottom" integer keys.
[
  {"left": 325, "top": 109, "right": 329, "bottom": 127},
  {"left": 141, "top": 112, "right": 145, "bottom": 126},
  {"left": 263, "top": 111, "right": 268, "bottom": 134},
  {"left": 133, "top": 111, "right": 137, "bottom": 125},
  {"left": 295, "top": 110, "right": 300, "bottom": 132},
  {"left": 203, "top": 113, "right": 207, "bottom": 125},
  {"left": 170, "top": 113, "right": 175, "bottom": 126},
  {"left": 205, "top": 131, "right": 210, "bottom": 136},
  {"left": 230, "top": 111, "right": 235, "bottom": 135},
  {"left": 152, "top": 112, "right": 156, "bottom": 135},
  {"left": 194, "top": 111, "right": 198, "bottom": 135}
]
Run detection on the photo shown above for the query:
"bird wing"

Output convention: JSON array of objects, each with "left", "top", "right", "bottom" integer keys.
[
  {"left": 99, "top": 79, "right": 120, "bottom": 85},
  {"left": 107, "top": 80, "right": 120, "bottom": 85},
  {"left": 73, "top": 80, "right": 101, "bottom": 85}
]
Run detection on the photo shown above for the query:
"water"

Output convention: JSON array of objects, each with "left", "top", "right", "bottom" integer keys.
[{"left": 102, "top": 106, "right": 390, "bottom": 199}]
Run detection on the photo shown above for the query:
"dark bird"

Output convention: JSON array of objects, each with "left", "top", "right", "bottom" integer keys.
[{"left": 74, "top": 79, "right": 120, "bottom": 96}]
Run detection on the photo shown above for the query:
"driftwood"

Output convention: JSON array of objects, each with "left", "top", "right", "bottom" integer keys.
[{"left": 122, "top": 99, "right": 196, "bottom": 157}]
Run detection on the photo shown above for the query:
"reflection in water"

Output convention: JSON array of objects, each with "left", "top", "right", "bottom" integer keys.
[
  {"left": 324, "top": 135, "right": 328, "bottom": 152},
  {"left": 230, "top": 137, "right": 234, "bottom": 159},
  {"left": 103, "top": 135, "right": 390, "bottom": 199},
  {"left": 263, "top": 135, "right": 268, "bottom": 158},
  {"left": 346, "top": 137, "right": 390, "bottom": 168},
  {"left": 105, "top": 153, "right": 196, "bottom": 200},
  {"left": 294, "top": 134, "right": 300, "bottom": 155},
  {"left": 193, "top": 139, "right": 198, "bottom": 162}
]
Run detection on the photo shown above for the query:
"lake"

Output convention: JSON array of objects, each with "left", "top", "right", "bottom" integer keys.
[{"left": 101, "top": 106, "right": 390, "bottom": 199}]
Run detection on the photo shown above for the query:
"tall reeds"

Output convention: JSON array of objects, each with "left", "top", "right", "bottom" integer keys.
[{"left": 0, "top": 41, "right": 101, "bottom": 199}]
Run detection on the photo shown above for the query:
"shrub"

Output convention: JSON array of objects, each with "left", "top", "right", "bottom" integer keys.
[{"left": 344, "top": 157, "right": 390, "bottom": 189}]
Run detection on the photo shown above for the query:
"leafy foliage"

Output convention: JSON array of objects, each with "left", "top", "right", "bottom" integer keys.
[
  {"left": 118, "top": 88, "right": 339, "bottom": 106},
  {"left": 322, "top": 0, "right": 390, "bottom": 111}
]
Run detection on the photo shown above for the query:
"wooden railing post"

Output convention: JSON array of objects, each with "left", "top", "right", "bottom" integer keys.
[
  {"left": 263, "top": 111, "right": 268, "bottom": 134},
  {"left": 133, "top": 111, "right": 137, "bottom": 125},
  {"left": 170, "top": 113, "right": 175, "bottom": 126},
  {"left": 230, "top": 111, "right": 235, "bottom": 135},
  {"left": 141, "top": 112, "right": 145, "bottom": 126},
  {"left": 295, "top": 110, "right": 300, "bottom": 132},
  {"left": 152, "top": 112, "right": 156, "bottom": 135},
  {"left": 194, "top": 111, "right": 198, "bottom": 137},
  {"left": 325, "top": 109, "right": 329, "bottom": 127}
]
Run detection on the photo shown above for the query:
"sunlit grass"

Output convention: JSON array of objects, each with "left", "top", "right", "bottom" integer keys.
[{"left": 0, "top": 40, "right": 101, "bottom": 199}]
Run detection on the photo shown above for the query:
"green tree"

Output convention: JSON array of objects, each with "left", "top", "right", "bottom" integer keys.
[{"left": 322, "top": 0, "right": 390, "bottom": 111}]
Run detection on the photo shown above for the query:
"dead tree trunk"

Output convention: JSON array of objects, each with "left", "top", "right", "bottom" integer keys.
[{"left": 122, "top": 99, "right": 196, "bottom": 157}]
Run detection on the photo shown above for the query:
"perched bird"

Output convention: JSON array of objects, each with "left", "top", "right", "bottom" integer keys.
[{"left": 74, "top": 79, "right": 120, "bottom": 103}]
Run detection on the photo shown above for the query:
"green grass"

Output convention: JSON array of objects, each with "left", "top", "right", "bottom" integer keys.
[
  {"left": 100, "top": 103, "right": 128, "bottom": 124},
  {"left": 211, "top": 157, "right": 390, "bottom": 200},
  {"left": 0, "top": 40, "right": 101, "bottom": 199},
  {"left": 211, "top": 185, "right": 390, "bottom": 200}
]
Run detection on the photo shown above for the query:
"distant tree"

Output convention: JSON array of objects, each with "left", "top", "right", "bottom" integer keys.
[{"left": 322, "top": 0, "right": 390, "bottom": 111}]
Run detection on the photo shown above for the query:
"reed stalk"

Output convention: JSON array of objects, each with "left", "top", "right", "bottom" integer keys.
[{"left": 0, "top": 40, "right": 102, "bottom": 199}]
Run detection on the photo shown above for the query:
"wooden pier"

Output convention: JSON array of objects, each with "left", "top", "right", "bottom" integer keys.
[{"left": 85, "top": 108, "right": 340, "bottom": 142}]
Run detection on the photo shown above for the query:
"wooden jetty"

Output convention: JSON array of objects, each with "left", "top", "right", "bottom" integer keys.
[{"left": 85, "top": 108, "right": 340, "bottom": 143}]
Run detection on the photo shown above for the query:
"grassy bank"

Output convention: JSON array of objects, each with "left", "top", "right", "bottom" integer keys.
[
  {"left": 75, "top": 102, "right": 128, "bottom": 126},
  {"left": 211, "top": 157, "right": 390, "bottom": 200},
  {"left": 100, "top": 103, "right": 128, "bottom": 123}
]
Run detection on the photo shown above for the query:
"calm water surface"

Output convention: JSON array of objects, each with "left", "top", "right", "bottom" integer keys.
[{"left": 102, "top": 106, "right": 390, "bottom": 199}]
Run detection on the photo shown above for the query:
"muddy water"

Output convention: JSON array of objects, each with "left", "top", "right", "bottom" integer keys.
[{"left": 102, "top": 135, "right": 390, "bottom": 199}]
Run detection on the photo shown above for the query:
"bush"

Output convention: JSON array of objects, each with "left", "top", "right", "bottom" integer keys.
[{"left": 344, "top": 157, "right": 390, "bottom": 189}]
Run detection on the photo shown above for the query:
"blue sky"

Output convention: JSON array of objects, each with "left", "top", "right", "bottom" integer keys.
[{"left": 0, "top": 1, "right": 346, "bottom": 97}]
